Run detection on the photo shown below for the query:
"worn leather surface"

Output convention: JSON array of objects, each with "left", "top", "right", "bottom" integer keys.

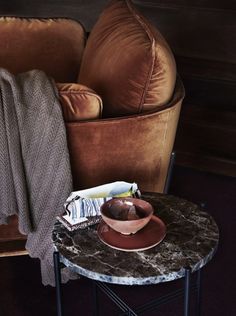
[
  {"left": 79, "top": 0, "right": 176, "bottom": 117},
  {"left": 0, "top": 17, "right": 86, "bottom": 82},
  {"left": 67, "top": 77, "right": 184, "bottom": 193},
  {"left": 57, "top": 83, "right": 103, "bottom": 121}
]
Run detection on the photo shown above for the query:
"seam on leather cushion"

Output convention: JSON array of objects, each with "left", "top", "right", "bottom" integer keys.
[
  {"left": 78, "top": 0, "right": 176, "bottom": 117},
  {"left": 126, "top": 0, "right": 156, "bottom": 113},
  {"left": 56, "top": 83, "right": 103, "bottom": 122}
]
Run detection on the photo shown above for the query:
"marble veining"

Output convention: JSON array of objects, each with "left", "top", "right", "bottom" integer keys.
[{"left": 52, "top": 193, "right": 219, "bottom": 285}]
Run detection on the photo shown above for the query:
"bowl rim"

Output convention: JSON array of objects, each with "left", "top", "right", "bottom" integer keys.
[{"left": 100, "top": 197, "right": 154, "bottom": 222}]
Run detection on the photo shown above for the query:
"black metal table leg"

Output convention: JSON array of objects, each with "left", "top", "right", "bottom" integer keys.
[
  {"left": 184, "top": 267, "right": 191, "bottom": 316},
  {"left": 93, "top": 281, "right": 99, "bottom": 316},
  {"left": 53, "top": 251, "right": 63, "bottom": 316},
  {"left": 196, "top": 269, "right": 202, "bottom": 316}
]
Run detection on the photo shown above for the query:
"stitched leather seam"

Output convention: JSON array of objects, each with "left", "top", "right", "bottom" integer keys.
[{"left": 126, "top": 0, "right": 156, "bottom": 113}]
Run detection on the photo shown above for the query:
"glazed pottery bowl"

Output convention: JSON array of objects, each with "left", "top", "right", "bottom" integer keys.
[{"left": 100, "top": 198, "right": 154, "bottom": 235}]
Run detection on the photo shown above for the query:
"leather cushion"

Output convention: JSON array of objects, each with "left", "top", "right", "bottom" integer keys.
[
  {"left": 67, "top": 77, "right": 184, "bottom": 193},
  {"left": 78, "top": 0, "right": 176, "bottom": 117},
  {"left": 0, "top": 17, "right": 86, "bottom": 82},
  {"left": 57, "top": 83, "right": 103, "bottom": 122}
]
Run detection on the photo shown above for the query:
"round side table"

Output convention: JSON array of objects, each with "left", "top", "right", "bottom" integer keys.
[{"left": 52, "top": 193, "right": 219, "bottom": 316}]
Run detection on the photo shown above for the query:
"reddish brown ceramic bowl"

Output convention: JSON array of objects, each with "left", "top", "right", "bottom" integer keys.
[{"left": 100, "top": 198, "right": 154, "bottom": 235}]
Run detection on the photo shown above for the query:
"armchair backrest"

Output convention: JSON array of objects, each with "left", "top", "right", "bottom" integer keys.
[
  {"left": 0, "top": 17, "right": 86, "bottom": 82},
  {"left": 0, "top": 4, "right": 184, "bottom": 193}
]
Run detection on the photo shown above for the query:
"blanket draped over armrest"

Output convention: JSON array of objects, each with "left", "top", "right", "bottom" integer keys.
[{"left": 0, "top": 68, "right": 77, "bottom": 286}]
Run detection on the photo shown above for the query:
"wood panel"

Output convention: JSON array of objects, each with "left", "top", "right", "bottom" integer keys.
[
  {"left": 174, "top": 104, "right": 236, "bottom": 176},
  {"left": 133, "top": 1, "right": 236, "bottom": 176},
  {"left": 133, "top": 2, "right": 236, "bottom": 64},
  {"left": 0, "top": 216, "right": 27, "bottom": 257},
  {"left": 134, "top": 0, "right": 236, "bottom": 11}
]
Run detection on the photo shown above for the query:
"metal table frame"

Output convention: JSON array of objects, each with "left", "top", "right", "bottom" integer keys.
[
  {"left": 53, "top": 152, "right": 205, "bottom": 315},
  {"left": 53, "top": 251, "right": 202, "bottom": 316}
]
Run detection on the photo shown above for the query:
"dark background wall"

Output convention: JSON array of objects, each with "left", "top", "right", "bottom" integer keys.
[
  {"left": 133, "top": 0, "right": 236, "bottom": 177},
  {"left": 1, "top": 0, "right": 235, "bottom": 177}
]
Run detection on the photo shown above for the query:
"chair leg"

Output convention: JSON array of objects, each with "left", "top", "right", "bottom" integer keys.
[
  {"left": 164, "top": 151, "right": 176, "bottom": 194},
  {"left": 53, "top": 251, "right": 63, "bottom": 316}
]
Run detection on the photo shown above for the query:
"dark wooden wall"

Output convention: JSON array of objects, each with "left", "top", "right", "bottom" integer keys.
[
  {"left": 133, "top": 0, "right": 236, "bottom": 177},
  {"left": 1, "top": 0, "right": 235, "bottom": 176}
]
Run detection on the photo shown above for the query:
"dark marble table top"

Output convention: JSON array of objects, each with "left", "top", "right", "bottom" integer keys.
[{"left": 52, "top": 193, "right": 219, "bottom": 285}]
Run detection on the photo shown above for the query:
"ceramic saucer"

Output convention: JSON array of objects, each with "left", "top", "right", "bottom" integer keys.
[{"left": 97, "top": 216, "right": 166, "bottom": 252}]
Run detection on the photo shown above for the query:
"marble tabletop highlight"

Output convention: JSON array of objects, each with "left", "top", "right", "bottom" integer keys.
[{"left": 52, "top": 193, "right": 219, "bottom": 285}]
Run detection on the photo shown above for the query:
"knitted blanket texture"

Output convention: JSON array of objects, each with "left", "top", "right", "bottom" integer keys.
[{"left": 0, "top": 69, "right": 77, "bottom": 285}]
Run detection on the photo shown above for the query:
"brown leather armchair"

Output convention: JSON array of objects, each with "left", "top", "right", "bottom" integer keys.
[{"left": 0, "top": 0, "right": 184, "bottom": 257}]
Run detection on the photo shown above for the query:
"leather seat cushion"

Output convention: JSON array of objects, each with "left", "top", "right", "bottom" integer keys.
[
  {"left": 78, "top": 0, "right": 176, "bottom": 117},
  {"left": 0, "top": 17, "right": 86, "bottom": 82},
  {"left": 57, "top": 83, "right": 103, "bottom": 121}
]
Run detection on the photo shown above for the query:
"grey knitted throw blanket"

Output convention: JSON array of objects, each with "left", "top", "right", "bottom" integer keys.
[{"left": 0, "top": 69, "right": 77, "bottom": 286}]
